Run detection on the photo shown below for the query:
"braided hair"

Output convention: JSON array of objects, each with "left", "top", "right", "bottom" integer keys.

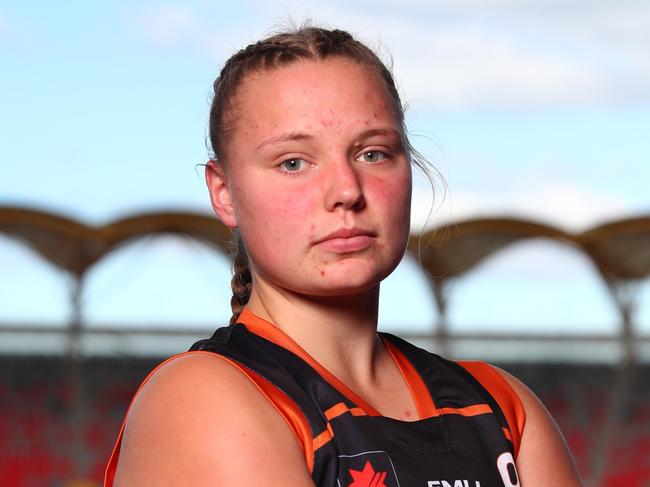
[{"left": 208, "top": 26, "right": 419, "bottom": 324}]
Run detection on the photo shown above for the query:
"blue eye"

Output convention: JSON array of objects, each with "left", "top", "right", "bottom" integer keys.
[
  {"left": 358, "top": 150, "right": 387, "bottom": 163},
  {"left": 280, "top": 158, "right": 308, "bottom": 172}
]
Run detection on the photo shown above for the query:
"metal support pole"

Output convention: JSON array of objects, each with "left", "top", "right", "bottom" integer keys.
[
  {"left": 64, "top": 274, "right": 92, "bottom": 482},
  {"left": 430, "top": 278, "right": 449, "bottom": 357},
  {"left": 587, "top": 279, "right": 638, "bottom": 487}
]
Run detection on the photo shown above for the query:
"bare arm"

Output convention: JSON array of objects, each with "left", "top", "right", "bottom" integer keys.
[
  {"left": 497, "top": 368, "right": 583, "bottom": 487},
  {"left": 113, "top": 353, "right": 315, "bottom": 486}
]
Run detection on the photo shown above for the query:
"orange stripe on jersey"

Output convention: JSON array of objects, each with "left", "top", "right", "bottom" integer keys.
[
  {"left": 236, "top": 359, "right": 314, "bottom": 472},
  {"left": 383, "top": 339, "right": 438, "bottom": 419},
  {"left": 313, "top": 423, "right": 334, "bottom": 450},
  {"left": 438, "top": 404, "right": 493, "bottom": 417},
  {"left": 239, "top": 308, "right": 384, "bottom": 417},
  {"left": 384, "top": 339, "right": 495, "bottom": 421},
  {"left": 103, "top": 351, "right": 315, "bottom": 486},
  {"left": 324, "top": 402, "right": 368, "bottom": 421},
  {"left": 502, "top": 426, "right": 513, "bottom": 443},
  {"left": 457, "top": 361, "right": 526, "bottom": 458},
  {"left": 310, "top": 403, "right": 368, "bottom": 452}
]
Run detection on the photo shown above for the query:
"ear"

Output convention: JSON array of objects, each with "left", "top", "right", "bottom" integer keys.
[{"left": 205, "top": 160, "right": 238, "bottom": 228}]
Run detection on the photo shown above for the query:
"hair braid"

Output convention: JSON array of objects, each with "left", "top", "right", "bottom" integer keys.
[{"left": 229, "top": 232, "right": 252, "bottom": 324}]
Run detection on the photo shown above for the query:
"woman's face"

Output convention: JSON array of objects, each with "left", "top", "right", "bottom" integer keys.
[{"left": 209, "top": 58, "right": 412, "bottom": 297}]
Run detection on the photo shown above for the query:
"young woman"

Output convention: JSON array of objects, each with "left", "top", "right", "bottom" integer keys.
[{"left": 105, "top": 27, "right": 582, "bottom": 486}]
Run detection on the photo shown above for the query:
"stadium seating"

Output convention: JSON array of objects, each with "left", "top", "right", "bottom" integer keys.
[{"left": 1, "top": 357, "right": 648, "bottom": 486}]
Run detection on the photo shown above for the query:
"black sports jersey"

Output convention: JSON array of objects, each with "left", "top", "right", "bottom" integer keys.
[
  {"left": 189, "top": 309, "right": 523, "bottom": 487},
  {"left": 105, "top": 308, "right": 524, "bottom": 487}
]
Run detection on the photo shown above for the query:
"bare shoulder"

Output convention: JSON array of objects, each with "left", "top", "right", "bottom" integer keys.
[
  {"left": 493, "top": 366, "right": 583, "bottom": 487},
  {"left": 113, "top": 352, "right": 314, "bottom": 486}
]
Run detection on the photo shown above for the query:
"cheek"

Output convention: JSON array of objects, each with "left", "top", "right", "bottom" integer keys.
[
  {"left": 266, "top": 187, "right": 314, "bottom": 227},
  {"left": 367, "top": 170, "right": 412, "bottom": 257},
  {"left": 369, "top": 170, "right": 412, "bottom": 218},
  {"left": 233, "top": 180, "right": 317, "bottom": 250}
]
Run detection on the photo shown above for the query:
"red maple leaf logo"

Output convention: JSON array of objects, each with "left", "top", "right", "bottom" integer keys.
[{"left": 347, "top": 460, "right": 388, "bottom": 487}]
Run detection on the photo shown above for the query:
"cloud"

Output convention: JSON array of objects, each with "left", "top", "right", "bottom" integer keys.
[
  {"left": 387, "top": 13, "right": 649, "bottom": 109},
  {"left": 131, "top": 4, "right": 199, "bottom": 48},
  {"left": 0, "top": 13, "right": 17, "bottom": 43},
  {"left": 396, "top": 26, "right": 607, "bottom": 109},
  {"left": 0, "top": 12, "right": 42, "bottom": 50},
  {"left": 125, "top": 4, "right": 271, "bottom": 63},
  {"left": 0, "top": 14, "right": 7, "bottom": 39},
  {"left": 126, "top": 1, "right": 650, "bottom": 109},
  {"left": 411, "top": 180, "right": 630, "bottom": 232},
  {"left": 270, "top": 0, "right": 650, "bottom": 109}
]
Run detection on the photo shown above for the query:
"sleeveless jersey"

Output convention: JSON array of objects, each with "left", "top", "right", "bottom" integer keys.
[{"left": 105, "top": 308, "right": 525, "bottom": 487}]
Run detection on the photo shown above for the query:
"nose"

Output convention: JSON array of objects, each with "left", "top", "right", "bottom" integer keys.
[{"left": 324, "top": 159, "right": 366, "bottom": 212}]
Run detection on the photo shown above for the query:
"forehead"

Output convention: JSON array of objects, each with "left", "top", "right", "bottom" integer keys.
[{"left": 233, "top": 58, "right": 400, "bottom": 135}]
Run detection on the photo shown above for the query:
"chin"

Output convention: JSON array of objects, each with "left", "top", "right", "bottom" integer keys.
[
  {"left": 306, "top": 282, "right": 378, "bottom": 298},
  {"left": 303, "top": 266, "right": 393, "bottom": 297},
  {"left": 259, "top": 254, "right": 402, "bottom": 298}
]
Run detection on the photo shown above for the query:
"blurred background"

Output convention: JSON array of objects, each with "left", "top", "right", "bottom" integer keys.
[{"left": 1, "top": 1, "right": 649, "bottom": 486}]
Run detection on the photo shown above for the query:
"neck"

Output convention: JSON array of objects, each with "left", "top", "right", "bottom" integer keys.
[{"left": 246, "top": 280, "right": 382, "bottom": 383}]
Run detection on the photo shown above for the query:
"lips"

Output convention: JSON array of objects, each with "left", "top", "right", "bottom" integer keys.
[{"left": 314, "top": 227, "right": 376, "bottom": 253}]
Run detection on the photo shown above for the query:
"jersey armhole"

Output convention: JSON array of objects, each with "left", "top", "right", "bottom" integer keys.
[
  {"left": 457, "top": 361, "right": 526, "bottom": 459},
  {"left": 104, "top": 350, "right": 314, "bottom": 487}
]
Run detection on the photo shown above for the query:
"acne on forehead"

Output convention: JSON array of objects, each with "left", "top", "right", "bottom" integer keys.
[{"left": 231, "top": 59, "right": 402, "bottom": 139}]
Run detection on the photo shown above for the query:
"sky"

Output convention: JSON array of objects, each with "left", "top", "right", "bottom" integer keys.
[{"left": 1, "top": 1, "right": 649, "bottom": 353}]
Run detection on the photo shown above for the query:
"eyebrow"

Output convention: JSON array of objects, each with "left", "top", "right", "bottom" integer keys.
[
  {"left": 354, "top": 128, "right": 402, "bottom": 142},
  {"left": 256, "top": 127, "right": 402, "bottom": 151},
  {"left": 256, "top": 132, "right": 314, "bottom": 150}
]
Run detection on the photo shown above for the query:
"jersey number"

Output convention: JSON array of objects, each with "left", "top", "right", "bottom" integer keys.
[{"left": 496, "top": 452, "right": 520, "bottom": 487}]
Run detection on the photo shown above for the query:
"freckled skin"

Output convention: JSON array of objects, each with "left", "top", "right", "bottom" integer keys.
[{"left": 222, "top": 58, "right": 412, "bottom": 297}]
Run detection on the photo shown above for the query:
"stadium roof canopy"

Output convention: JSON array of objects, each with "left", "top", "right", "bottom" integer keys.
[
  {"left": 1, "top": 206, "right": 649, "bottom": 362},
  {"left": 2, "top": 206, "right": 650, "bottom": 282}
]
